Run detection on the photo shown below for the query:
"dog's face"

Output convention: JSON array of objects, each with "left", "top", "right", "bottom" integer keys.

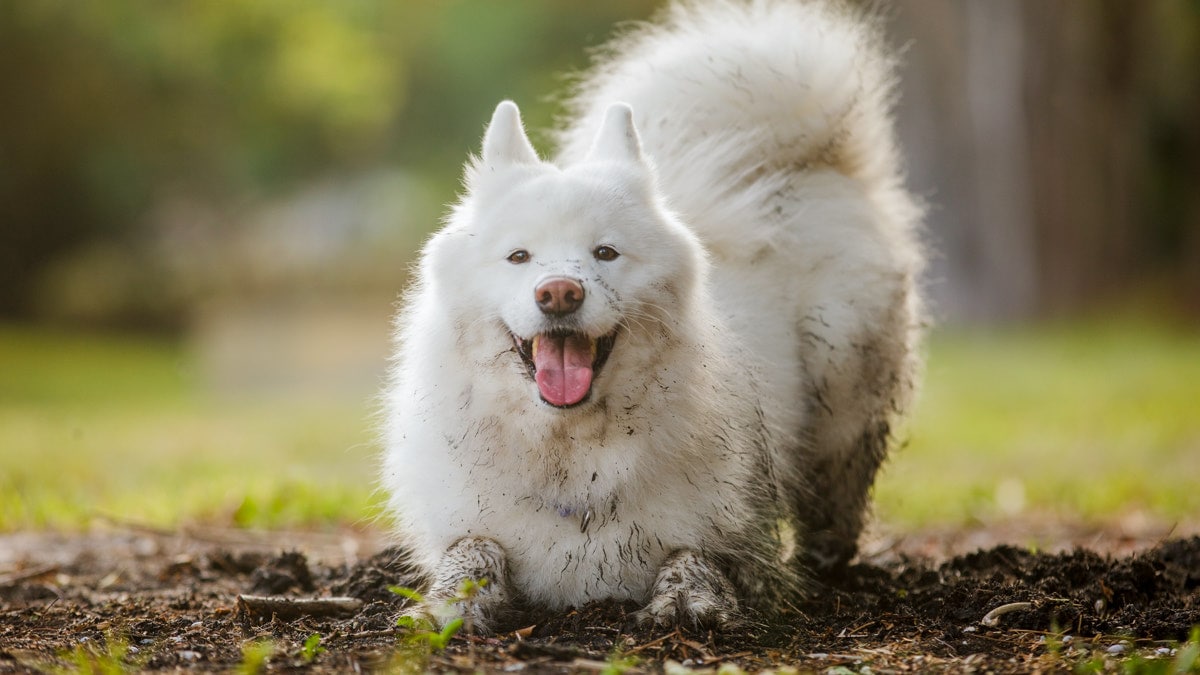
[{"left": 427, "top": 102, "right": 705, "bottom": 409}]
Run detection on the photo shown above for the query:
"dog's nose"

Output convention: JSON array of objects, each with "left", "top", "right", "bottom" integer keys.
[{"left": 535, "top": 277, "right": 585, "bottom": 315}]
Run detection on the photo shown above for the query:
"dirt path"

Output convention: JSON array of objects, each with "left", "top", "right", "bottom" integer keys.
[{"left": 2, "top": 523, "right": 1198, "bottom": 673}]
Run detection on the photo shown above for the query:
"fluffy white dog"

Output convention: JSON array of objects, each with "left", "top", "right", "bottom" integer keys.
[{"left": 382, "top": 0, "right": 924, "bottom": 631}]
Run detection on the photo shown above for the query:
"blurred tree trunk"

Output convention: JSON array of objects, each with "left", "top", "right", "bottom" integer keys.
[
  {"left": 965, "top": 0, "right": 1038, "bottom": 319},
  {"left": 893, "top": 0, "right": 1038, "bottom": 322},
  {"left": 895, "top": 0, "right": 1200, "bottom": 322},
  {"left": 1021, "top": 0, "right": 1145, "bottom": 316},
  {"left": 1140, "top": 1, "right": 1200, "bottom": 314}
]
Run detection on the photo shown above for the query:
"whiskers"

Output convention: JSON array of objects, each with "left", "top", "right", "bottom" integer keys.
[{"left": 618, "top": 301, "right": 678, "bottom": 338}]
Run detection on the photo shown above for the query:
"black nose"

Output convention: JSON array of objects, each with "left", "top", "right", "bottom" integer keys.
[{"left": 535, "top": 277, "right": 585, "bottom": 315}]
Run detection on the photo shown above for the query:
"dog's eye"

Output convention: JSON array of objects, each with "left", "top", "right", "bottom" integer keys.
[
  {"left": 593, "top": 245, "right": 620, "bottom": 262},
  {"left": 507, "top": 249, "right": 531, "bottom": 264}
]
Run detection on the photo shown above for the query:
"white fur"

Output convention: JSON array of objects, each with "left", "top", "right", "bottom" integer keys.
[{"left": 382, "top": 0, "right": 923, "bottom": 616}]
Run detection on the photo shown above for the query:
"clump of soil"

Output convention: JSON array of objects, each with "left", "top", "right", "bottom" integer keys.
[{"left": 1, "top": 532, "right": 1197, "bottom": 673}]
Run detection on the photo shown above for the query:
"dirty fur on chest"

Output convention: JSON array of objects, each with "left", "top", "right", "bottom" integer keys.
[{"left": 455, "top": 423, "right": 758, "bottom": 610}]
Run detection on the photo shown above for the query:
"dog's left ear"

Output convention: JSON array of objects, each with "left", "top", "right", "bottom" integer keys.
[
  {"left": 482, "top": 100, "right": 540, "bottom": 168},
  {"left": 585, "top": 103, "right": 643, "bottom": 164}
]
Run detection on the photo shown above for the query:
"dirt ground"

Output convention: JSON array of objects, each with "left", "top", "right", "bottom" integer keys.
[{"left": 2, "top": 522, "right": 1198, "bottom": 673}]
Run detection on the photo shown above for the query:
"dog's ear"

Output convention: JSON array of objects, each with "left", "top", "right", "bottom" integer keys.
[
  {"left": 586, "top": 103, "right": 643, "bottom": 163},
  {"left": 481, "top": 101, "right": 540, "bottom": 168}
]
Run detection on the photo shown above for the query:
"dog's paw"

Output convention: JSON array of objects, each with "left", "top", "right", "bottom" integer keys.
[
  {"left": 404, "top": 537, "right": 511, "bottom": 635},
  {"left": 396, "top": 601, "right": 438, "bottom": 630},
  {"left": 802, "top": 530, "right": 858, "bottom": 578},
  {"left": 634, "top": 550, "right": 741, "bottom": 628}
]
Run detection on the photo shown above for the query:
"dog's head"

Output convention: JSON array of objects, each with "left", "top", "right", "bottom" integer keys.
[{"left": 425, "top": 101, "right": 707, "bottom": 409}]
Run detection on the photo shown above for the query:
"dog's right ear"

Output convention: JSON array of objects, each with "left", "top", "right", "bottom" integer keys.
[
  {"left": 585, "top": 102, "right": 643, "bottom": 164},
  {"left": 481, "top": 101, "right": 540, "bottom": 169}
]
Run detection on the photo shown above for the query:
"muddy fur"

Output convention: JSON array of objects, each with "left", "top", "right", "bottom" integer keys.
[{"left": 381, "top": 0, "right": 924, "bottom": 630}]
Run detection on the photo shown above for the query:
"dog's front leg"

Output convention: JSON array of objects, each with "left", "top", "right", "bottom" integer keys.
[
  {"left": 634, "top": 549, "right": 741, "bottom": 628},
  {"left": 407, "top": 536, "right": 511, "bottom": 635}
]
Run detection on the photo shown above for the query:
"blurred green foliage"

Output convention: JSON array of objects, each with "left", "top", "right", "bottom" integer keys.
[
  {"left": 4, "top": 1, "right": 1199, "bottom": 325},
  {"left": 0, "top": 1, "right": 655, "bottom": 319},
  {"left": 1, "top": 0, "right": 397, "bottom": 317}
]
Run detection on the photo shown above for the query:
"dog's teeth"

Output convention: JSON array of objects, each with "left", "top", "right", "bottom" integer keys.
[
  {"left": 590, "top": 339, "right": 597, "bottom": 359},
  {"left": 532, "top": 335, "right": 540, "bottom": 359}
]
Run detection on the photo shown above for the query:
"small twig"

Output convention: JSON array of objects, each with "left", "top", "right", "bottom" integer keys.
[
  {"left": 627, "top": 628, "right": 681, "bottom": 654},
  {"left": 339, "top": 629, "right": 403, "bottom": 640},
  {"left": 679, "top": 637, "right": 712, "bottom": 659},
  {"left": 838, "top": 620, "right": 877, "bottom": 637},
  {"left": 804, "top": 653, "right": 862, "bottom": 660},
  {"left": 236, "top": 594, "right": 363, "bottom": 622},
  {"left": 980, "top": 601, "right": 1033, "bottom": 627},
  {"left": 0, "top": 564, "right": 59, "bottom": 587},
  {"left": 509, "top": 641, "right": 585, "bottom": 661},
  {"left": 35, "top": 593, "right": 62, "bottom": 618}
]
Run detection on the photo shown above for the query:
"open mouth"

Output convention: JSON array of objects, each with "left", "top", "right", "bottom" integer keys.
[{"left": 511, "top": 329, "right": 617, "bottom": 408}]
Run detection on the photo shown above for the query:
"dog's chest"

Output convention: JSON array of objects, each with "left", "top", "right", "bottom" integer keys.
[
  {"left": 472, "top": 466, "right": 739, "bottom": 609},
  {"left": 458, "top": 411, "right": 752, "bottom": 608},
  {"left": 499, "top": 504, "right": 675, "bottom": 608}
]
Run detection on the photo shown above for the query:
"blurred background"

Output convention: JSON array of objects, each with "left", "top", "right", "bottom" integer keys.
[{"left": 2, "top": 1, "right": 1198, "bottom": 537}]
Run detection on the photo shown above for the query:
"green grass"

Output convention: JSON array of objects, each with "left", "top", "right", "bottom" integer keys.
[
  {"left": 0, "top": 325, "right": 381, "bottom": 531},
  {"left": 876, "top": 318, "right": 1200, "bottom": 527},
  {"left": 1, "top": 318, "right": 1197, "bottom": 532}
]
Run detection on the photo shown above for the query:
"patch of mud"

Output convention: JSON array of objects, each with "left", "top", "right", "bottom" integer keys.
[{"left": 1, "top": 530, "right": 1197, "bottom": 673}]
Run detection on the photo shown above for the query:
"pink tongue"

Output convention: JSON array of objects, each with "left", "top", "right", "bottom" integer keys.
[{"left": 534, "top": 333, "right": 594, "bottom": 407}]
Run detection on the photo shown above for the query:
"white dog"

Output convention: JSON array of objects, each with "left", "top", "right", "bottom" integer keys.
[{"left": 382, "top": 0, "right": 923, "bottom": 631}]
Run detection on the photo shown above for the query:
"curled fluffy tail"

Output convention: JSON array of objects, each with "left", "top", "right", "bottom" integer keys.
[{"left": 556, "top": 0, "right": 913, "bottom": 252}]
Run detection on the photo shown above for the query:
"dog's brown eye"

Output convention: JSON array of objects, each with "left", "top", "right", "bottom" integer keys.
[
  {"left": 593, "top": 245, "right": 620, "bottom": 262},
  {"left": 507, "top": 249, "right": 530, "bottom": 264}
]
